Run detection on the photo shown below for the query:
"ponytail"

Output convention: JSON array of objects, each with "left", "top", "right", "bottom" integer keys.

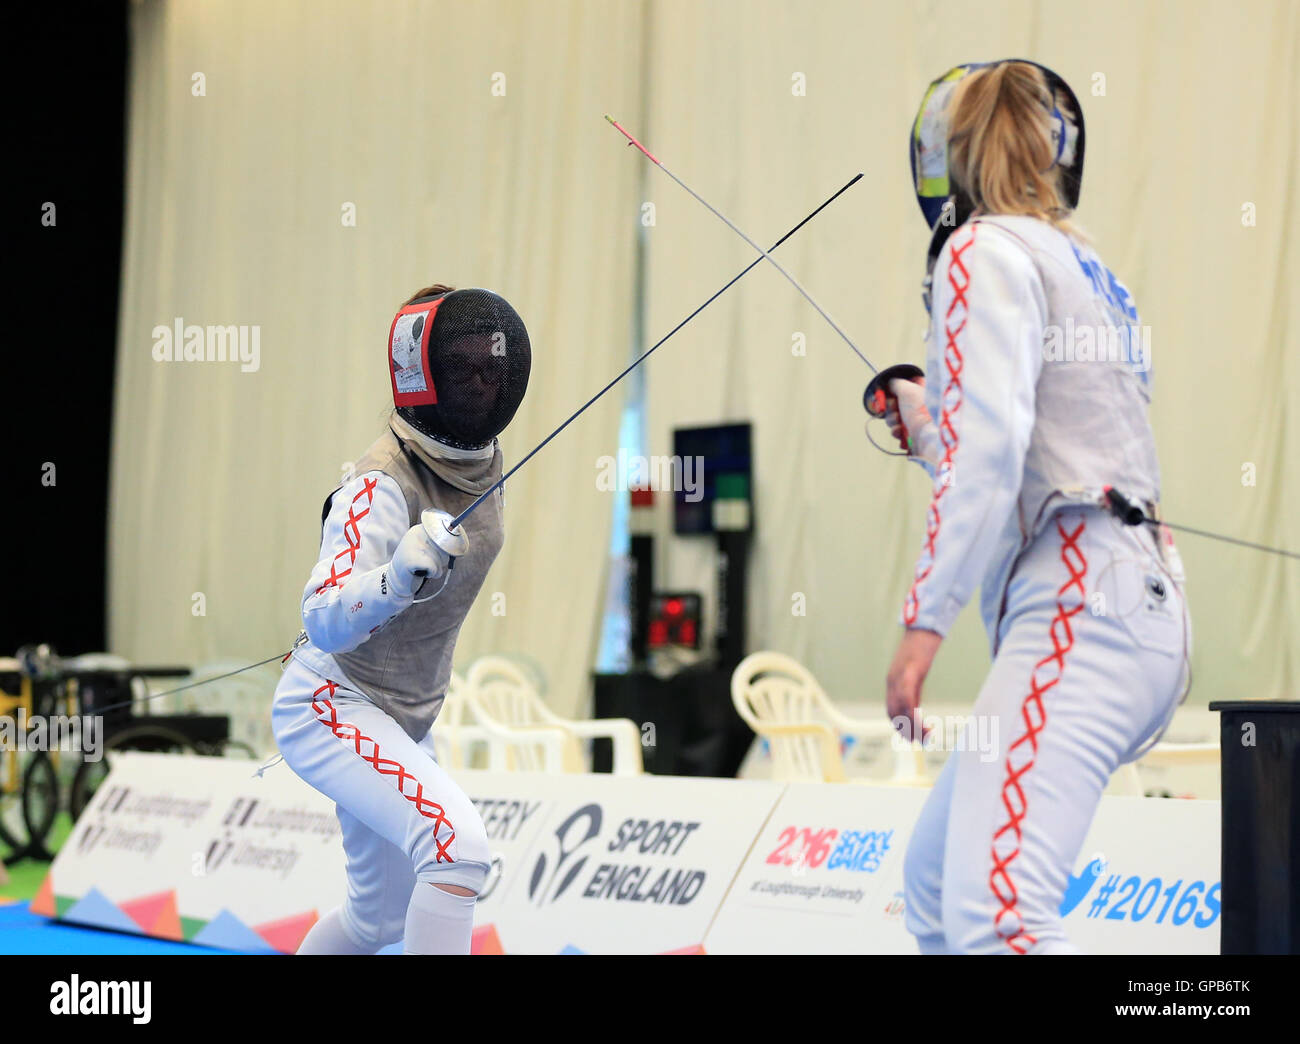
[{"left": 947, "top": 62, "right": 1083, "bottom": 238}]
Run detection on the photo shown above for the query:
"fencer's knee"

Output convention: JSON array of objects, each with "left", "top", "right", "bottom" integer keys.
[
  {"left": 941, "top": 891, "right": 1054, "bottom": 955},
  {"left": 415, "top": 861, "right": 489, "bottom": 895},
  {"left": 412, "top": 801, "right": 491, "bottom": 893},
  {"left": 943, "top": 917, "right": 1066, "bottom": 956}
]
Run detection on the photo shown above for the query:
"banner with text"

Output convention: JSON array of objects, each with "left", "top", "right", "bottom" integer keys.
[
  {"left": 705, "top": 785, "right": 1219, "bottom": 954},
  {"left": 37, "top": 756, "right": 1217, "bottom": 954}
]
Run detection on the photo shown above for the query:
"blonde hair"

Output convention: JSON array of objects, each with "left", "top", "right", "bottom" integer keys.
[{"left": 947, "top": 62, "right": 1083, "bottom": 238}]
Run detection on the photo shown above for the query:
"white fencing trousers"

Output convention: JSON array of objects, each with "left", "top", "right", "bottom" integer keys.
[
  {"left": 903, "top": 508, "right": 1191, "bottom": 954},
  {"left": 272, "top": 656, "right": 491, "bottom": 951}
]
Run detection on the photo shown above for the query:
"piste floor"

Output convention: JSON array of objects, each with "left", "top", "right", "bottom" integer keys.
[
  {"left": 0, "top": 900, "right": 234, "bottom": 955},
  {"left": 1, "top": 814, "right": 245, "bottom": 954}
]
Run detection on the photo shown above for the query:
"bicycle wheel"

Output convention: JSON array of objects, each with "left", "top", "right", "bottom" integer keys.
[
  {"left": 192, "top": 738, "right": 258, "bottom": 759},
  {"left": 0, "top": 753, "right": 29, "bottom": 861},
  {"left": 221, "top": 739, "right": 260, "bottom": 759},
  {"left": 21, "top": 752, "right": 60, "bottom": 858},
  {"left": 68, "top": 723, "right": 194, "bottom": 822}
]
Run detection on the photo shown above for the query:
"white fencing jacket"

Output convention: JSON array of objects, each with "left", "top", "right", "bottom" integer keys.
[
  {"left": 291, "top": 421, "right": 505, "bottom": 739},
  {"left": 903, "top": 215, "right": 1161, "bottom": 647}
]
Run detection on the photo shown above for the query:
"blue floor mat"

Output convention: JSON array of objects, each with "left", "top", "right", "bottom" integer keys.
[{"left": 0, "top": 901, "right": 251, "bottom": 955}]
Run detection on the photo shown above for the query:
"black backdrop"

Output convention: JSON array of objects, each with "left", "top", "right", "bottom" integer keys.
[{"left": 9, "top": 3, "right": 129, "bottom": 655}]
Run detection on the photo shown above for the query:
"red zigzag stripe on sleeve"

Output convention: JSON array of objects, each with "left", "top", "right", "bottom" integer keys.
[
  {"left": 315, "top": 477, "right": 379, "bottom": 594},
  {"left": 904, "top": 225, "right": 975, "bottom": 626}
]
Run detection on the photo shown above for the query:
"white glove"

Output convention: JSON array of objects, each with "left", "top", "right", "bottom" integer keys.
[
  {"left": 886, "top": 377, "right": 941, "bottom": 466},
  {"left": 389, "top": 510, "right": 470, "bottom": 599}
]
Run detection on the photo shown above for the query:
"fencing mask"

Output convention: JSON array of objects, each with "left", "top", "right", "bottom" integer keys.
[
  {"left": 389, "top": 288, "right": 532, "bottom": 449},
  {"left": 910, "top": 59, "right": 1085, "bottom": 294}
]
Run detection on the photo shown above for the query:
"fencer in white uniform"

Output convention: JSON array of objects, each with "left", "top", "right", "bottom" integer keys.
[
  {"left": 879, "top": 62, "right": 1192, "bottom": 954},
  {"left": 272, "top": 286, "right": 531, "bottom": 955}
]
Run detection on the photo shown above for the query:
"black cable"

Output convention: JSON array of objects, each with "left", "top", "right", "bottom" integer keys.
[
  {"left": 1103, "top": 487, "right": 1297, "bottom": 560},
  {"left": 80, "top": 650, "right": 292, "bottom": 717},
  {"left": 1152, "top": 520, "right": 1298, "bottom": 561}
]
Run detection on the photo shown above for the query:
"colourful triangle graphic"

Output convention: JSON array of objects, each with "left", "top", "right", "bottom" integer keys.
[
  {"left": 55, "top": 895, "right": 78, "bottom": 917},
  {"left": 119, "top": 891, "right": 180, "bottom": 938},
  {"left": 558, "top": 943, "right": 586, "bottom": 954},
  {"left": 254, "top": 911, "right": 318, "bottom": 954},
  {"left": 660, "top": 943, "right": 706, "bottom": 954},
  {"left": 150, "top": 894, "right": 183, "bottom": 940},
  {"left": 192, "top": 909, "right": 280, "bottom": 953},
  {"left": 62, "top": 887, "right": 144, "bottom": 935},
  {"left": 28, "top": 872, "right": 56, "bottom": 917},
  {"left": 470, "top": 923, "right": 505, "bottom": 955},
  {"left": 180, "top": 915, "right": 208, "bottom": 941}
]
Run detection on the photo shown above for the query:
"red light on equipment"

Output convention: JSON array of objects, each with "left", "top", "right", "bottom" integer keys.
[{"left": 644, "top": 592, "right": 702, "bottom": 651}]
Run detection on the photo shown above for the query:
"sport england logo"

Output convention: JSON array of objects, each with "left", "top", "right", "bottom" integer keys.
[
  {"left": 528, "top": 804, "right": 602, "bottom": 905},
  {"left": 527, "top": 804, "right": 708, "bottom": 907}
]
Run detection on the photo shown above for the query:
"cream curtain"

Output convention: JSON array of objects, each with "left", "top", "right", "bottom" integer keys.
[
  {"left": 111, "top": 0, "right": 646, "bottom": 716},
  {"left": 112, "top": 0, "right": 1297, "bottom": 725},
  {"left": 639, "top": 0, "right": 1298, "bottom": 705}
]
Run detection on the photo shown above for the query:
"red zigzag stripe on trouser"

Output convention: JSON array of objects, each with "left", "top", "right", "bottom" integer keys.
[
  {"left": 311, "top": 680, "right": 457, "bottom": 863},
  {"left": 988, "top": 517, "right": 1087, "bottom": 953}
]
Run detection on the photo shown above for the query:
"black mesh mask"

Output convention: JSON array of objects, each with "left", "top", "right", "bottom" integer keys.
[{"left": 389, "top": 288, "right": 531, "bottom": 449}]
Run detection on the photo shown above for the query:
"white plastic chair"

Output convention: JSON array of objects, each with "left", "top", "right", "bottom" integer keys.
[
  {"left": 430, "top": 671, "right": 494, "bottom": 769},
  {"left": 61, "top": 653, "right": 132, "bottom": 672},
  {"left": 1110, "top": 741, "right": 1221, "bottom": 797},
  {"left": 1141, "top": 742, "right": 1220, "bottom": 766},
  {"left": 731, "top": 652, "right": 927, "bottom": 785},
  {"left": 1107, "top": 764, "right": 1145, "bottom": 796},
  {"left": 462, "top": 656, "right": 644, "bottom": 775}
]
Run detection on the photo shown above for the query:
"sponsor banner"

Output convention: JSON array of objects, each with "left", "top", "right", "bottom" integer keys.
[
  {"left": 454, "top": 770, "right": 583, "bottom": 954},
  {"left": 465, "top": 771, "right": 784, "bottom": 954},
  {"left": 40, "top": 756, "right": 783, "bottom": 954},
  {"left": 1066, "top": 797, "right": 1220, "bottom": 954},
  {"left": 41, "top": 753, "right": 346, "bottom": 952},
  {"left": 38, "top": 756, "right": 1217, "bottom": 954},
  {"left": 705, "top": 783, "right": 929, "bottom": 954},
  {"left": 707, "top": 785, "right": 1219, "bottom": 954}
]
